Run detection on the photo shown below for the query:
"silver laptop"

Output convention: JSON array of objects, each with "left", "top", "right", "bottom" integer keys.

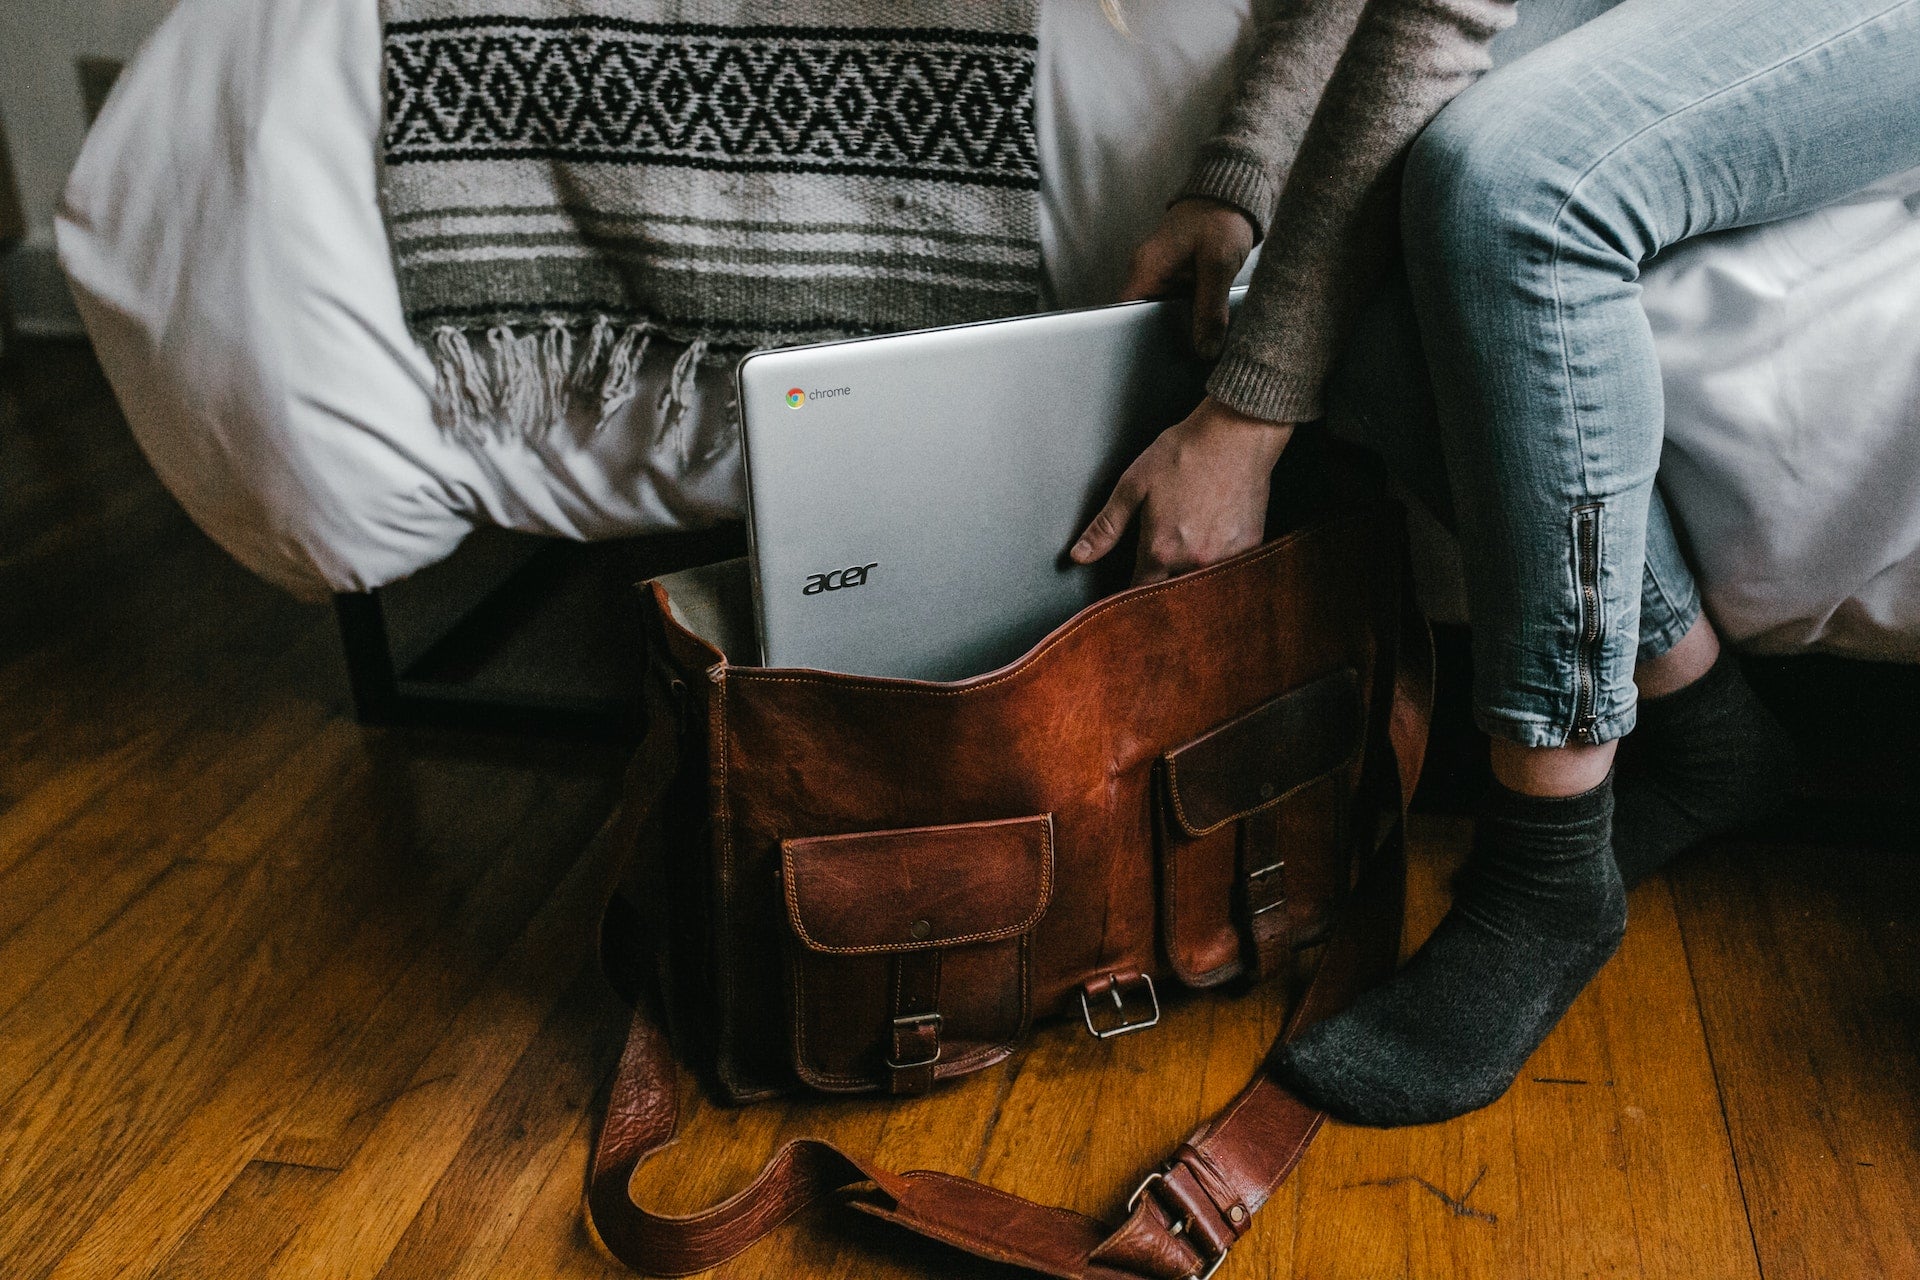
[{"left": 736, "top": 290, "right": 1244, "bottom": 681}]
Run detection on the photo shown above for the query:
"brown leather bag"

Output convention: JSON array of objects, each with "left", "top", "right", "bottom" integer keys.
[{"left": 587, "top": 478, "right": 1432, "bottom": 1279}]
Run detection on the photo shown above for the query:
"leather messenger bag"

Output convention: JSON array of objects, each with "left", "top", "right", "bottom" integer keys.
[{"left": 587, "top": 478, "right": 1433, "bottom": 1279}]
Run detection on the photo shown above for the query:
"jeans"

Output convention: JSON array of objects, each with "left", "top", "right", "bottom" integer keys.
[{"left": 1325, "top": 0, "right": 1920, "bottom": 747}]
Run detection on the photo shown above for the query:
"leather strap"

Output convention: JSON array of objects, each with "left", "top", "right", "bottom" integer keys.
[{"left": 587, "top": 585, "right": 1433, "bottom": 1279}]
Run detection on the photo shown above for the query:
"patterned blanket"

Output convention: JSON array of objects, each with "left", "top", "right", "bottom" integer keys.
[{"left": 379, "top": 1, "right": 1042, "bottom": 440}]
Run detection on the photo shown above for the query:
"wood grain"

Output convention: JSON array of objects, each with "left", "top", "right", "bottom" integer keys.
[
  {"left": 1671, "top": 839, "right": 1920, "bottom": 1280},
  {"left": 2, "top": 339, "right": 1914, "bottom": 1280}
]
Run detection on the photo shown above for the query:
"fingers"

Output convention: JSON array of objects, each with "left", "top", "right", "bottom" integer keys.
[
  {"left": 1121, "top": 241, "right": 1175, "bottom": 301},
  {"left": 1071, "top": 472, "right": 1144, "bottom": 565},
  {"left": 1131, "top": 536, "right": 1175, "bottom": 586},
  {"left": 1192, "top": 246, "right": 1239, "bottom": 361},
  {"left": 1131, "top": 563, "right": 1173, "bottom": 587},
  {"left": 1132, "top": 528, "right": 1200, "bottom": 586}
]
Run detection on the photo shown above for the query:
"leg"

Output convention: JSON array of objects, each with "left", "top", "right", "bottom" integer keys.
[
  {"left": 1283, "top": 0, "right": 1920, "bottom": 1127},
  {"left": 1411, "top": 0, "right": 1920, "bottom": 757}
]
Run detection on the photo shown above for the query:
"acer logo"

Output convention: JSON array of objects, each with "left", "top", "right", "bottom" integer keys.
[{"left": 803, "top": 563, "right": 879, "bottom": 596}]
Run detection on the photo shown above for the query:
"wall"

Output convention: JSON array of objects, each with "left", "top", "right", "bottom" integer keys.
[{"left": 0, "top": 0, "right": 181, "bottom": 333}]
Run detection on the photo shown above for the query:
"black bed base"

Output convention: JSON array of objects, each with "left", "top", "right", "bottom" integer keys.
[{"left": 334, "top": 524, "right": 747, "bottom": 739}]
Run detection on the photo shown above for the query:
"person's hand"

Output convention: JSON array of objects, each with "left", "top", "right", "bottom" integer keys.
[
  {"left": 1071, "top": 396, "right": 1294, "bottom": 585},
  {"left": 1120, "top": 197, "right": 1257, "bottom": 359}
]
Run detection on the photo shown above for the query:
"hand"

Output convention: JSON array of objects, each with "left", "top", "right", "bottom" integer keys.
[
  {"left": 1120, "top": 197, "right": 1257, "bottom": 360},
  {"left": 1071, "top": 397, "right": 1295, "bottom": 585}
]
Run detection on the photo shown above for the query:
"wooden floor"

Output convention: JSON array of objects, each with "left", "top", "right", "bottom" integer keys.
[{"left": 2, "top": 338, "right": 1916, "bottom": 1280}]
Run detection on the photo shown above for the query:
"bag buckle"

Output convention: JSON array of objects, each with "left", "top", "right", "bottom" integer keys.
[
  {"left": 886, "top": 1012, "right": 943, "bottom": 1071},
  {"left": 1078, "top": 971, "right": 1159, "bottom": 1040},
  {"left": 1125, "top": 1171, "right": 1227, "bottom": 1280}
]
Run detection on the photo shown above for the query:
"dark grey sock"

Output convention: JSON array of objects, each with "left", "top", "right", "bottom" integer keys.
[
  {"left": 1612, "top": 651, "right": 1797, "bottom": 888},
  {"left": 1276, "top": 777, "right": 1625, "bottom": 1127}
]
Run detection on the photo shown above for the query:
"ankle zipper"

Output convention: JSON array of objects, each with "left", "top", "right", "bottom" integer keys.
[{"left": 1572, "top": 505, "right": 1603, "bottom": 745}]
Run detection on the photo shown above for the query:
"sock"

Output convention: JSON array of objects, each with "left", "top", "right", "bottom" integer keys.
[
  {"left": 1276, "top": 777, "right": 1625, "bottom": 1127},
  {"left": 1612, "top": 651, "right": 1797, "bottom": 888}
]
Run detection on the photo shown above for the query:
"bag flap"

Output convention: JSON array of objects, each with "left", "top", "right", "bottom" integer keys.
[
  {"left": 1162, "top": 668, "right": 1365, "bottom": 838},
  {"left": 781, "top": 815, "right": 1054, "bottom": 955}
]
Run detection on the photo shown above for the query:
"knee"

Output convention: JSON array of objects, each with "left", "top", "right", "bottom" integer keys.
[
  {"left": 1402, "top": 88, "right": 1559, "bottom": 269},
  {"left": 1402, "top": 79, "right": 1648, "bottom": 283}
]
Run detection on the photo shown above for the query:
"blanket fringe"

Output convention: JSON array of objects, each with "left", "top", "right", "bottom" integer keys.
[
  {"left": 432, "top": 326, "right": 498, "bottom": 440},
  {"left": 428, "top": 317, "right": 727, "bottom": 444},
  {"left": 657, "top": 337, "right": 710, "bottom": 464},
  {"left": 597, "top": 323, "right": 654, "bottom": 430}
]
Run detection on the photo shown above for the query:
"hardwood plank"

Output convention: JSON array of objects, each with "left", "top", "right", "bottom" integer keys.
[
  {"left": 46, "top": 746, "right": 619, "bottom": 1280},
  {"left": 155, "top": 1160, "right": 337, "bottom": 1280},
  {"left": 0, "top": 683, "right": 325, "bottom": 936},
  {"left": 0, "top": 857, "right": 236, "bottom": 1077},
  {"left": 0, "top": 806, "right": 385, "bottom": 1278},
  {"left": 0, "top": 737, "right": 564, "bottom": 1274},
  {"left": 258, "top": 759, "right": 617, "bottom": 1170},
  {"left": 0, "top": 698, "right": 345, "bottom": 1087},
  {"left": 487, "top": 1112, "right": 627, "bottom": 1280},
  {"left": 1671, "top": 839, "right": 1920, "bottom": 1280},
  {"left": 373, "top": 964, "right": 628, "bottom": 1280},
  {"left": 0, "top": 725, "right": 162, "bottom": 880},
  {"left": 260, "top": 805, "right": 636, "bottom": 1280},
  {"left": 0, "top": 695, "right": 339, "bottom": 1036}
]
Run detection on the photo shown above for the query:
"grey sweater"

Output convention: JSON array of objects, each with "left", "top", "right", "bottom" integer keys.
[{"left": 1182, "top": 0, "right": 1520, "bottom": 424}]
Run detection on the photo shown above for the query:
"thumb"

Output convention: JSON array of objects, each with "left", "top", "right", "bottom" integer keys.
[{"left": 1071, "top": 475, "right": 1144, "bottom": 564}]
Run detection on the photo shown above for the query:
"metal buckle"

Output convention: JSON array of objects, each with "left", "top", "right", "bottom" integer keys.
[
  {"left": 1245, "top": 859, "right": 1288, "bottom": 918},
  {"left": 886, "top": 1012, "right": 942, "bottom": 1071},
  {"left": 1125, "top": 1171, "right": 1227, "bottom": 1280},
  {"left": 1078, "top": 972, "right": 1160, "bottom": 1040}
]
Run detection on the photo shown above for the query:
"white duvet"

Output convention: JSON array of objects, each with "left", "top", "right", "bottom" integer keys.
[{"left": 57, "top": 0, "right": 1920, "bottom": 658}]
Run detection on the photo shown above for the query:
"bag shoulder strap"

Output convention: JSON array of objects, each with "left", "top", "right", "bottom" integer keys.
[{"left": 587, "top": 583, "right": 1432, "bottom": 1280}]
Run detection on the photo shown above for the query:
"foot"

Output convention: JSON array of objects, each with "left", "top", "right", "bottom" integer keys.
[
  {"left": 1613, "top": 652, "right": 1797, "bottom": 888},
  {"left": 1276, "top": 778, "right": 1625, "bottom": 1126}
]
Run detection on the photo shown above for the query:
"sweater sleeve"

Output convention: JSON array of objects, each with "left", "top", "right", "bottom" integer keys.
[
  {"left": 1178, "top": 0, "right": 1371, "bottom": 241},
  {"left": 1206, "top": 0, "right": 1517, "bottom": 424}
]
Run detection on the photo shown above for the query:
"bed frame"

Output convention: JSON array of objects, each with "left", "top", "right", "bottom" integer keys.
[{"left": 334, "top": 524, "right": 747, "bottom": 738}]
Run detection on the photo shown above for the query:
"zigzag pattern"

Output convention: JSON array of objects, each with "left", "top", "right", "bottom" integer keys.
[{"left": 384, "top": 21, "right": 1039, "bottom": 186}]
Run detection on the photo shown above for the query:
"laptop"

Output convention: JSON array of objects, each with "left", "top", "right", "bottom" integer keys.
[{"left": 736, "top": 289, "right": 1244, "bottom": 681}]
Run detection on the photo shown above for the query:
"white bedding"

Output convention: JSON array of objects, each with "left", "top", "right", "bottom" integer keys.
[{"left": 57, "top": 0, "right": 1920, "bottom": 658}]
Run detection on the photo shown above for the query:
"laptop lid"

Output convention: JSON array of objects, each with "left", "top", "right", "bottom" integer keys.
[{"left": 736, "top": 291, "right": 1242, "bottom": 681}]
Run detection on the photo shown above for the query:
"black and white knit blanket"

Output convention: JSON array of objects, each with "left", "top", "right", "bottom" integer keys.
[{"left": 379, "top": 1, "right": 1042, "bottom": 440}]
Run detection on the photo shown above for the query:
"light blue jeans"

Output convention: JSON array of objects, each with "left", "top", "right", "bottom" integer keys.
[{"left": 1326, "top": 0, "right": 1920, "bottom": 747}]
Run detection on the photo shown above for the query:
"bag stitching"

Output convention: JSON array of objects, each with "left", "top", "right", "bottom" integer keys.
[
  {"left": 1163, "top": 742, "right": 1365, "bottom": 840},
  {"left": 781, "top": 818, "right": 1055, "bottom": 954}
]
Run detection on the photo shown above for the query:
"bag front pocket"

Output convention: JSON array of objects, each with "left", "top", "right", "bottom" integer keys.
[
  {"left": 1156, "top": 668, "right": 1367, "bottom": 988},
  {"left": 780, "top": 814, "right": 1054, "bottom": 1095}
]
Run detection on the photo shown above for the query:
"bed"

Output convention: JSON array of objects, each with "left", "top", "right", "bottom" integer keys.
[{"left": 55, "top": 0, "right": 1920, "bottom": 659}]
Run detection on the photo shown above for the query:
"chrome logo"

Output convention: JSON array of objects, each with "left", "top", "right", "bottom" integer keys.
[{"left": 785, "top": 388, "right": 806, "bottom": 409}]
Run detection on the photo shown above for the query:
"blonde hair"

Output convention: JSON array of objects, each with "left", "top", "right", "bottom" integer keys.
[{"left": 1100, "top": 0, "right": 1132, "bottom": 35}]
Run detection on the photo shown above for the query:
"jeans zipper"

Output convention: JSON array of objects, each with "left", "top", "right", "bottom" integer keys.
[{"left": 1572, "top": 505, "right": 1603, "bottom": 745}]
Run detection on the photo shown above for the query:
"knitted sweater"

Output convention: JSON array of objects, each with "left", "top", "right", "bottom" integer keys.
[{"left": 1183, "top": 0, "right": 1520, "bottom": 424}]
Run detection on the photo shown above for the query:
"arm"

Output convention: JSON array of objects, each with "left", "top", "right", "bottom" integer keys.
[
  {"left": 1208, "top": 0, "right": 1517, "bottom": 424},
  {"left": 1179, "top": 0, "right": 1373, "bottom": 240},
  {"left": 1082, "top": 0, "right": 1516, "bottom": 583},
  {"left": 1125, "top": 0, "right": 1371, "bottom": 358}
]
